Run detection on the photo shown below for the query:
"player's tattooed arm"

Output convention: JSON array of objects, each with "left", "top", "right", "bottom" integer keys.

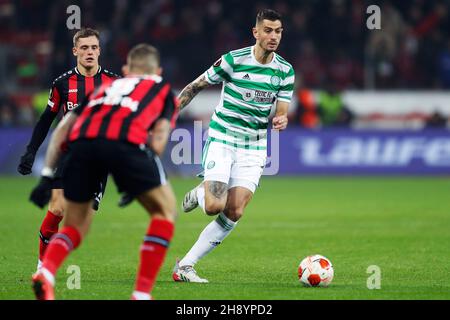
[
  {"left": 208, "top": 181, "right": 228, "bottom": 200},
  {"left": 177, "top": 74, "right": 211, "bottom": 110}
]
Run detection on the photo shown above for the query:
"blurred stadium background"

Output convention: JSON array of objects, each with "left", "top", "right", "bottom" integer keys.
[
  {"left": 1, "top": 0, "right": 450, "bottom": 300},
  {"left": 1, "top": 0, "right": 449, "bottom": 176}
]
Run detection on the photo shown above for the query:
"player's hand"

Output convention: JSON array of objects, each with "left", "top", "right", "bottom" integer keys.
[
  {"left": 29, "top": 177, "right": 53, "bottom": 208},
  {"left": 272, "top": 115, "right": 288, "bottom": 131},
  {"left": 18, "top": 150, "right": 36, "bottom": 175}
]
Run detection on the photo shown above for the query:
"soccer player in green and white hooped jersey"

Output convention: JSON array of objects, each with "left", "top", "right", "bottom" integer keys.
[{"left": 173, "top": 9, "right": 295, "bottom": 283}]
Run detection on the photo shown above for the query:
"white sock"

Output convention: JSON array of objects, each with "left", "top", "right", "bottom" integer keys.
[
  {"left": 179, "top": 212, "right": 237, "bottom": 267},
  {"left": 197, "top": 185, "right": 205, "bottom": 213},
  {"left": 132, "top": 291, "right": 151, "bottom": 300},
  {"left": 41, "top": 267, "right": 55, "bottom": 286},
  {"left": 37, "top": 259, "right": 43, "bottom": 271}
]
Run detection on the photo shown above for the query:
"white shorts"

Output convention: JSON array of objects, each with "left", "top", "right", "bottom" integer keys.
[{"left": 202, "top": 139, "right": 266, "bottom": 193}]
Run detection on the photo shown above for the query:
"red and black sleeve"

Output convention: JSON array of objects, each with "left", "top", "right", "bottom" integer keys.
[
  {"left": 157, "top": 87, "right": 179, "bottom": 129},
  {"left": 25, "top": 83, "right": 62, "bottom": 154}
]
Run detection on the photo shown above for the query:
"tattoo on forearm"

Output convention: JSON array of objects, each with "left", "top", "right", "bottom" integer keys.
[
  {"left": 178, "top": 76, "right": 210, "bottom": 110},
  {"left": 208, "top": 181, "right": 228, "bottom": 199}
]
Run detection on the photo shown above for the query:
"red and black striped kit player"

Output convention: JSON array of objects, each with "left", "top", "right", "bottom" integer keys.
[
  {"left": 19, "top": 27, "right": 120, "bottom": 275},
  {"left": 49, "top": 66, "right": 120, "bottom": 115},
  {"left": 30, "top": 44, "right": 179, "bottom": 300},
  {"left": 64, "top": 74, "right": 178, "bottom": 202},
  {"left": 19, "top": 66, "right": 119, "bottom": 175},
  {"left": 20, "top": 66, "right": 119, "bottom": 205}
]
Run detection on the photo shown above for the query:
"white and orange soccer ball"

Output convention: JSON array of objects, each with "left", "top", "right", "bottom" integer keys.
[{"left": 298, "top": 255, "right": 334, "bottom": 287}]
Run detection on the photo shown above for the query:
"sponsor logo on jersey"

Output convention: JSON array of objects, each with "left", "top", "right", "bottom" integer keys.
[
  {"left": 242, "top": 89, "right": 255, "bottom": 102},
  {"left": 66, "top": 101, "right": 79, "bottom": 110},
  {"left": 254, "top": 90, "right": 275, "bottom": 103},
  {"left": 242, "top": 89, "right": 274, "bottom": 103},
  {"left": 68, "top": 89, "right": 78, "bottom": 93},
  {"left": 243, "top": 73, "right": 250, "bottom": 80},
  {"left": 207, "top": 160, "right": 215, "bottom": 169}
]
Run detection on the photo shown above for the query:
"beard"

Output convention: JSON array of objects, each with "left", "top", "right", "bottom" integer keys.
[{"left": 259, "top": 41, "right": 278, "bottom": 53}]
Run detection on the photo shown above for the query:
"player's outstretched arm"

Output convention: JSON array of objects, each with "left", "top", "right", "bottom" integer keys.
[
  {"left": 177, "top": 74, "right": 211, "bottom": 111},
  {"left": 272, "top": 100, "right": 290, "bottom": 131},
  {"left": 17, "top": 109, "right": 58, "bottom": 175}
]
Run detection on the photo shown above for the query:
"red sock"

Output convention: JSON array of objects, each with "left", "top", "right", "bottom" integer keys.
[
  {"left": 41, "top": 226, "right": 81, "bottom": 276},
  {"left": 39, "top": 211, "right": 63, "bottom": 260},
  {"left": 134, "top": 219, "right": 174, "bottom": 293}
]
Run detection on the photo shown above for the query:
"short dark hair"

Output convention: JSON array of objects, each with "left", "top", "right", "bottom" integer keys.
[
  {"left": 256, "top": 9, "right": 282, "bottom": 25},
  {"left": 127, "top": 44, "right": 160, "bottom": 73},
  {"left": 73, "top": 28, "right": 100, "bottom": 46}
]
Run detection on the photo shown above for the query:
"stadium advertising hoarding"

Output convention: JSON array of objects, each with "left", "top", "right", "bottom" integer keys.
[
  {"left": 275, "top": 128, "right": 450, "bottom": 175},
  {"left": 0, "top": 128, "right": 449, "bottom": 176}
]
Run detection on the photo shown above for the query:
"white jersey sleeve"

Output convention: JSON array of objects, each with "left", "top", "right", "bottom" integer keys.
[
  {"left": 277, "top": 65, "right": 295, "bottom": 103},
  {"left": 204, "top": 53, "right": 234, "bottom": 84}
]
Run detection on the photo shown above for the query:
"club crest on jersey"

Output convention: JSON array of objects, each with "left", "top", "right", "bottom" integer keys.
[
  {"left": 270, "top": 75, "right": 281, "bottom": 86},
  {"left": 207, "top": 161, "right": 215, "bottom": 169}
]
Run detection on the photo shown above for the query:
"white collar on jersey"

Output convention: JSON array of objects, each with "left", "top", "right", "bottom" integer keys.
[
  {"left": 251, "top": 45, "right": 276, "bottom": 66},
  {"left": 74, "top": 66, "right": 102, "bottom": 75}
]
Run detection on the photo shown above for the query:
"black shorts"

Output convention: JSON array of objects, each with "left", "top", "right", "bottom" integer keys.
[
  {"left": 63, "top": 139, "right": 166, "bottom": 203},
  {"left": 51, "top": 153, "right": 68, "bottom": 189},
  {"left": 52, "top": 150, "right": 108, "bottom": 211}
]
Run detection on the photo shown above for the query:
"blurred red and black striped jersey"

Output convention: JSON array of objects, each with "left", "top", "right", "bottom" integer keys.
[
  {"left": 48, "top": 66, "right": 120, "bottom": 116},
  {"left": 69, "top": 75, "right": 179, "bottom": 145}
]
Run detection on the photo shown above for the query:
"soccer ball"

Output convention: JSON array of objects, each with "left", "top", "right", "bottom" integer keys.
[{"left": 298, "top": 255, "right": 334, "bottom": 287}]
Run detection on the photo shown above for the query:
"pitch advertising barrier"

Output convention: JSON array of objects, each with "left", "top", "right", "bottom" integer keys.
[
  {"left": 0, "top": 127, "right": 449, "bottom": 176},
  {"left": 274, "top": 128, "right": 450, "bottom": 175}
]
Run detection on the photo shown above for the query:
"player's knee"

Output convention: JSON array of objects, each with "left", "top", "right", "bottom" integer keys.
[
  {"left": 49, "top": 190, "right": 65, "bottom": 216},
  {"left": 205, "top": 202, "right": 225, "bottom": 216},
  {"left": 162, "top": 208, "right": 177, "bottom": 222},
  {"left": 153, "top": 201, "right": 177, "bottom": 222},
  {"left": 48, "top": 200, "right": 64, "bottom": 217},
  {"left": 224, "top": 206, "right": 244, "bottom": 222},
  {"left": 151, "top": 209, "right": 177, "bottom": 223}
]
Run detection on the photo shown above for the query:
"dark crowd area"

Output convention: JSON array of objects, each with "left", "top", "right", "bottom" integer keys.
[{"left": 1, "top": 0, "right": 449, "bottom": 128}]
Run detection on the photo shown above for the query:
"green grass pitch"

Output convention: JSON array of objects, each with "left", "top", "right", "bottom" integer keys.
[{"left": 0, "top": 176, "right": 449, "bottom": 300}]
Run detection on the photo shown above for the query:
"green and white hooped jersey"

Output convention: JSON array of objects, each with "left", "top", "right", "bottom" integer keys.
[{"left": 204, "top": 46, "right": 295, "bottom": 152}]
